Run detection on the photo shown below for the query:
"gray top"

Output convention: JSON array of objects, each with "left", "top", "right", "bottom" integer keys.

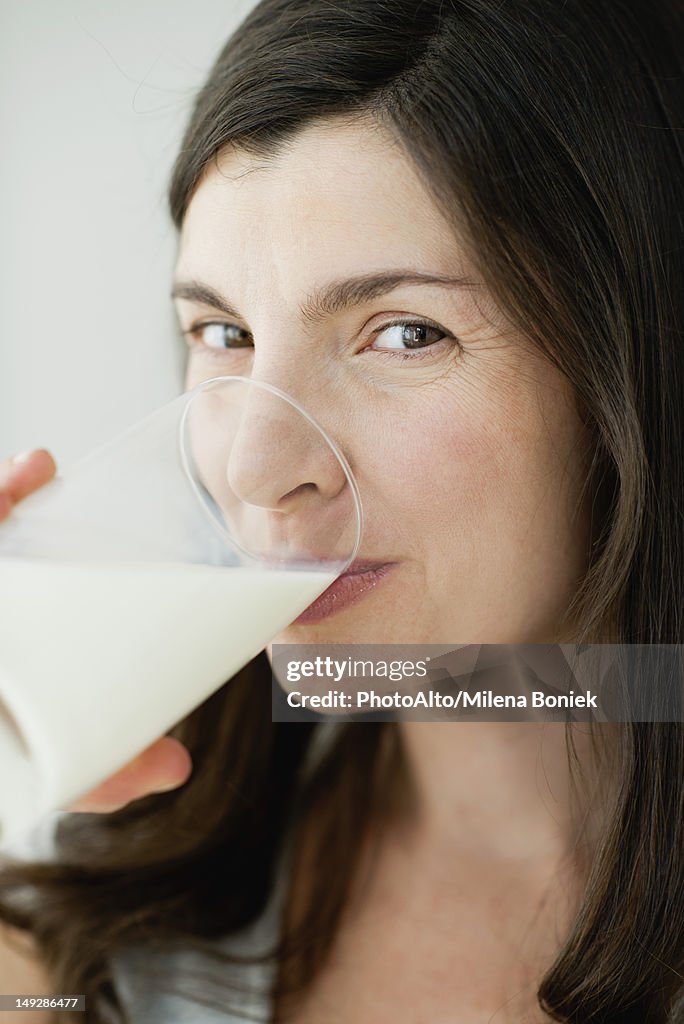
[
  {"left": 108, "top": 853, "right": 289, "bottom": 1023},
  {"left": 7, "top": 722, "right": 342, "bottom": 1023}
]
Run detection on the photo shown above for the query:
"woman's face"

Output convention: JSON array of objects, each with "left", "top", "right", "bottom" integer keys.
[{"left": 173, "top": 117, "right": 591, "bottom": 644}]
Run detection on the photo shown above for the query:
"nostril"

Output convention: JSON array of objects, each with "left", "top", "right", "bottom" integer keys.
[{"left": 280, "top": 481, "right": 317, "bottom": 504}]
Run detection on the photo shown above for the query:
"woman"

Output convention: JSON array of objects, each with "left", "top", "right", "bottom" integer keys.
[{"left": 0, "top": 0, "right": 682, "bottom": 1021}]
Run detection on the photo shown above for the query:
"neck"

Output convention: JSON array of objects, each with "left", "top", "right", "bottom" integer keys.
[{"left": 392, "top": 718, "right": 615, "bottom": 871}]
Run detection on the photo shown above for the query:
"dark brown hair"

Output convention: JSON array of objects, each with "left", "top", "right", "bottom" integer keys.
[{"left": 1, "top": 1, "right": 683, "bottom": 1021}]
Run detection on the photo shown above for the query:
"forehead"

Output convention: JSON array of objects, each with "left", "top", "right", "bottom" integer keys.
[{"left": 176, "top": 118, "right": 471, "bottom": 285}]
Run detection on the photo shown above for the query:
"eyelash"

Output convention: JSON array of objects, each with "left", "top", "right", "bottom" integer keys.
[{"left": 182, "top": 317, "right": 459, "bottom": 362}]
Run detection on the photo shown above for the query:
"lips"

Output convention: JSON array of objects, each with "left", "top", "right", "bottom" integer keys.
[{"left": 292, "top": 560, "right": 396, "bottom": 625}]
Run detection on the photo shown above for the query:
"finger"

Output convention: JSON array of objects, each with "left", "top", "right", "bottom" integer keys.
[
  {"left": 0, "top": 450, "right": 57, "bottom": 507},
  {"left": 0, "top": 491, "right": 12, "bottom": 522},
  {"left": 65, "top": 737, "right": 193, "bottom": 813}
]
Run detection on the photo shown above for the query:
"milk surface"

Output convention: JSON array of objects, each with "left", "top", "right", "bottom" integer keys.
[{"left": 0, "top": 557, "right": 334, "bottom": 842}]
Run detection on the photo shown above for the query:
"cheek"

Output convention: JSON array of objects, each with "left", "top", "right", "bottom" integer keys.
[
  {"left": 183, "top": 389, "right": 235, "bottom": 510},
  {"left": 359, "top": 376, "right": 590, "bottom": 576},
  {"left": 184, "top": 358, "right": 216, "bottom": 394},
  {"left": 184, "top": 361, "right": 199, "bottom": 396},
  {"left": 183, "top": 367, "right": 245, "bottom": 516},
  {"left": 358, "top": 388, "right": 512, "bottom": 540}
]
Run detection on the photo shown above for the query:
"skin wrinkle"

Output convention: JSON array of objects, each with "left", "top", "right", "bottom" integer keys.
[
  {"left": 173, "top": 118, "right": 600, "bottom": 1020},
  {"left": 172, "top": 273, "right": 483, "bottom": 333},
  {"left": 176, "top": 122, "right": 592, "bottom": 646}
]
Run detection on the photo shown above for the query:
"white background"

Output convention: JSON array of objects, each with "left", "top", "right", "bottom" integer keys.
[{"left": 0, "top": 0, "right": 258, "bottom": 469}]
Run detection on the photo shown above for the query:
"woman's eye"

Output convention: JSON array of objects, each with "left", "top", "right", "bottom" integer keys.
[
  {"left": 369, "top": 320, "right": 449, "bottom": 352},
  {"left": 182, "top": 317, "right": 455, "bottom": 361},
  {"left": 183, "top": 322, "right": 252, "bottom": 350}
]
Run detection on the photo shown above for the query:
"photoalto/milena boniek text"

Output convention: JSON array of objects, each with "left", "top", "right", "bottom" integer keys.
[{"left": 285, "top": 688, "right": 599, "bottom": 710}]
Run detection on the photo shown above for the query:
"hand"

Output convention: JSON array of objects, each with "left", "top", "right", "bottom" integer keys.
[{"left": 0, "top": 449, "right": 193, "bottom": 813}]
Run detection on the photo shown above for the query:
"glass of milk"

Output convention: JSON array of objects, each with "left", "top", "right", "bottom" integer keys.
[{"left": 0, "top": 375, "right": 362, "bottom": 845}]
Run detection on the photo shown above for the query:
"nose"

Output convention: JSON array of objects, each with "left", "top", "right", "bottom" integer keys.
[
  {"left": 184, "top": 376, "right": 361, "bottom": 567},
  {"left": 226, "top": 382, "right": 348, "bottom": 510}
]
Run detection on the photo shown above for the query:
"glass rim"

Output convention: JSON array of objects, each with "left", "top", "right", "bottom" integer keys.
[{"left": 179, "top": 374, "right": 363, "bottom": 572}]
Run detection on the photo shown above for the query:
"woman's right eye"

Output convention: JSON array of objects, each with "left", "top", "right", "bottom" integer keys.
[{"left": 183, "top": 322, "right": 253, "bottom": 350}]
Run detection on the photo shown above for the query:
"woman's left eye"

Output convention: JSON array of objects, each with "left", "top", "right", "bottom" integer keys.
[{"left": 368, "top": 319, "right": 452, "bottom": 355}]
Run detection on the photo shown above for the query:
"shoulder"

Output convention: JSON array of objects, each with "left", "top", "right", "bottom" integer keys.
[
  {"left": 0, "top": 811, "right": 67, "bottom": 1023},
  {"left": 0, "top": 923, "right": 53, "bottom": 1024}
]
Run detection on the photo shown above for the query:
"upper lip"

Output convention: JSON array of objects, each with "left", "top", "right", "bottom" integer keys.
[{"left": 342, "top": 559, "right": 395, "bottom": 575}]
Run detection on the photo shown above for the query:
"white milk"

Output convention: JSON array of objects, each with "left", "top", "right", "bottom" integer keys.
[{"left": 0, "top": 557, "right": 334, "bottom": 843}]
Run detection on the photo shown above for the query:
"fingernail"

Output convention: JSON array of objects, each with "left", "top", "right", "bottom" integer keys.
[
  {"left": 151, "top": 779, "right": 184, "bottom": 793},
  {"left": 11, "top": 451, "right": 34, "bottom": 465}
]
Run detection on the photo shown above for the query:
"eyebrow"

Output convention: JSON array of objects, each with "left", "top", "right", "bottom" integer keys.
[{"left": 171, "top": 270, "right": 480, "bottom": 328}]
